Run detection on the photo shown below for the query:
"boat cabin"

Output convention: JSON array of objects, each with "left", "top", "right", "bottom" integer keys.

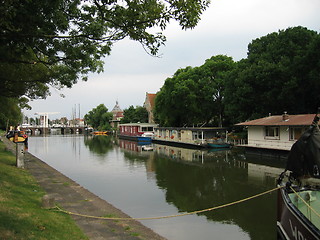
[
  {"left": 153, "top": 127, "right": 228, "bottom": 147},
  {"left": 119, "top": 123, "right": 158, "bottom": 137}
]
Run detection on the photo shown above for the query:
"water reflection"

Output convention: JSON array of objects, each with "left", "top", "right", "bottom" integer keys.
[
  {"left": 29, "top": 135, "right": 286, "bottom": 240},
  {"left": 118, "top": 141, "right": 284, "bottom": 239},
  {"left": 83, "top": 135, "right": 114, "bottom": 155},
  {"left": 152, "top": 146, "right": 274, "bottom": 239}
]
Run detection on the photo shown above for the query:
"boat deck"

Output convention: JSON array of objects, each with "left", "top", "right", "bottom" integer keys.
[{"left": 288, "top": 190, "right": 320, "bottom": 229}]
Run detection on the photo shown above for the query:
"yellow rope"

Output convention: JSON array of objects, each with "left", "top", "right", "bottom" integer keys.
[
  {"left": 289, "top": 186, "right": 320, "bottom": 220},
  {"left": 54, "top": 186, "right": 283, "bottom": 221}
]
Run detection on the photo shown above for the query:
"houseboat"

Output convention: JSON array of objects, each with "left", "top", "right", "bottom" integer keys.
[
  {"left": 236, "top": 113, "right": 318, "bottom": 153},
  {"left": 118, "top": 123, "right": 158, "bottom": 142},
  {"left": 153, "top": 127, "right": 229, "bottom": 149},
  {"left": 277, "top": 113, "right": 320, "bottom": 240}
]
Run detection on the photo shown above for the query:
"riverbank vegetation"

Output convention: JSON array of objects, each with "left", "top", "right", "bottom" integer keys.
[
  {"left": 84, "top": 104, "right": 148, "bottom": 130},
  {"left": 84, "top": 104, "right": 113, "bottom": 131},
  {"left": 120, "top": 106, "right": 148, "bottom": 124},
  {"left": 154, "top": 26, "right": 320, "bottom": 127},
  {"left": 0, "top": 139, "right": 88, "bottom": 239},
  {"left": 1, "top": 23, "right": 319, "bottom": 130},
  {"left": 0, "top": 0, "right": 209, "bottom": 129}
]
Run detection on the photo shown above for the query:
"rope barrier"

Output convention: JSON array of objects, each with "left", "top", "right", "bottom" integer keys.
[
  {"left": 289, "top": 186, "right": 320, "bottom": 219},
  {"left": 53, "top": 186, "right": 283, "bottom": 221}
]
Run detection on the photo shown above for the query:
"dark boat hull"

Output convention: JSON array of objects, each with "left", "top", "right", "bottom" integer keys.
[
  {"left": 207, "top": 143, "right": 230, "bottom": 148},
  {"left": 277, "top": 185, "right": 320, "bottom": 240},
  {"left": 119, "top": 134, "right": 151, "bottom": 142}
]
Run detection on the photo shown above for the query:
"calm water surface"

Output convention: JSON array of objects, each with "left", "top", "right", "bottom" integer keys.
[{"left": 28, "top": 135, "right": 286, "bottom": 240}]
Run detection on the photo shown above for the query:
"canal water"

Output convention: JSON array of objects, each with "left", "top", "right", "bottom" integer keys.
[{"left": 28, "top": 135, "right": 286, "bottom": 240}]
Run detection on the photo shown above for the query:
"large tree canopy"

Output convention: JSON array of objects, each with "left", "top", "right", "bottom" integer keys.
[
  {"left": 224, "top": 26, "right": 320, "bottom": 124},
  {"left": 154, "top": 55, "right": 235, "bottom": 127},
  {"left": 121, "top": 105, "right": 148, "bottom": 123},
  {"left": 0, "top": 0, "right": 209, "bottom": 99},
  {"left": 0, "top": 97, "right": 23, "bottom": 129},
  {"left": 84, "top": 104, "right": 112, "bottom": 130}
]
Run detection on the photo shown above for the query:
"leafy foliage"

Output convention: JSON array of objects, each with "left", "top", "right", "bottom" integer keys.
[
  {"left": 0, "top": 0, "right": 210, "bottom": 99},
  {"left": 154, "top": 26, "right": 320, "bottom": 127},
  {"left": 121, "top": 105, "right": 148, "bottom": 123},
  {"left": 154, "top": 55, "right": 235, "bottom": 127},
  {"left": 0, "top": 97, "right": 25, "bottom": 129},
  {"left": 224, "top": 26, "right": 320, "bottom": 123},
  {"left": 84, "top": 104, "right": 113, "bottom": 130}
]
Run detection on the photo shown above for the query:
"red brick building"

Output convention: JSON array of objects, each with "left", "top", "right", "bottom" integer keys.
[{"left": 143, "top": 92, "right": 156, "bottom": 123}]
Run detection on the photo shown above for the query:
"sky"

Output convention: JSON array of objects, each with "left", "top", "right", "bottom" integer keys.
[{"left": 24, "top": 0, "right": 320, "bottom": 120}]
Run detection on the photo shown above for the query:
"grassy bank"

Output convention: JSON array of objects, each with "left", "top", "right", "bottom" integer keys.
[{"left": 0, "top": 138, "right": 88, "bottom": 240}]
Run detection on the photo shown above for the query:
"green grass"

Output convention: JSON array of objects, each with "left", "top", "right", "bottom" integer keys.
[{"left": 0, "top": 140, "right": 88, "bottom": 240}]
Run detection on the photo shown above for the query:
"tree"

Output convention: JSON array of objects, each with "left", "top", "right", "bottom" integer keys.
[
  {"left": 154, "top": 55, "right": 235, "bottom": 127},
  {"left": 154, "top": 66, "right": 197, "bottom": 126},
  {"left": 84, "top": 104, "right": 112, "bottom": 130},
  {"left": 0, "top": 0, "right": 210, "bottom": 100},
  {"left": 121, "top": 106, "right": 148, "bottom": 123},
  {"left": 29, "top": 118, "right": 36, "bottom": 126},
  {"left": 0, "top": 97, "right": 23, "bottom": 130},
  {"left": 198, "top": 55, "right": 235, "bottom": 126},
  {"left": 224, "top": 26, "right": 320, "bottom": 124}
]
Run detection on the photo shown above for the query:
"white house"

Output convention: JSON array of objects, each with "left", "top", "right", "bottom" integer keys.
[{"left": 236, "top": 113, "right": 317, "bottom": 151}]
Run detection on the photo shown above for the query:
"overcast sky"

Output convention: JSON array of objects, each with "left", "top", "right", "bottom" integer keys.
[{"left": 24, "top": 0, "right": 320, "bottom": 120}]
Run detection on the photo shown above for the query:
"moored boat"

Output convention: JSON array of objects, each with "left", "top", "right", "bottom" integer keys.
[
  {"left": 93, "top": 131, "right": 108, "bottom": 135},
  {"left": 207, "top": 143, "right": 231, "bottom": 148},
  {"left": 119, "top": 123, "right": 157, "bottom": 142},
  {"left": 6, "top": 126, "right": 28, "bottom": 144},
  {"left": 207, "top": 139, "right": 231, "bottom": 149},
  {"left": 277, "top": 112, "right": 320, "bottom": 240},
  {"left": 153, "top": 127, "right": 228, "bottom": 149}
]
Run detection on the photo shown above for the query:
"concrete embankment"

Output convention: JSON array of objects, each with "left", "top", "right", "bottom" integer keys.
[{"left": 3, "top": 138, "right": 166, "bottom": 240}]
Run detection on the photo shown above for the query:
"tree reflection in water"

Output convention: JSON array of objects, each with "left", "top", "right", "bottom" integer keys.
[{"left": 84, "top": 135, "right": 113, "bottom": 155}]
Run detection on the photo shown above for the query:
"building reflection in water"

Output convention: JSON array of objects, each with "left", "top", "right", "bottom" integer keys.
[{"left": 118, "top": 139, "right": 285, "bottom": 239}]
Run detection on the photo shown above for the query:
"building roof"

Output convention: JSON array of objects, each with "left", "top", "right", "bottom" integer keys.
[
  {"left": 119, "top": 123, "right": 158, "bottom": 127},
  {"left": 146, "top": 93, "right": 156, "bottom": 108},
  {"left": 115, "top": 112, "right": 123, "bottom": 118},
  {"left": 111, "top": 101, "right": 122, "bottom": 113},
  {"left": 154, "top": 127, "right": 227, "bottom": 131},
  {"left": 236, "top": 114, "right": 317, "bottom": 126}
]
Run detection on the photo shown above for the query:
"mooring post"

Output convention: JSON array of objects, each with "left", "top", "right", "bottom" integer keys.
[{"left": 16, "top": 142, "right": 25, "bottom": 168}]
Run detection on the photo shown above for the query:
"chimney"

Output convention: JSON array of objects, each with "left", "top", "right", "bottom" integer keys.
[{"left": 282, "top": 111, "right": 289, "bottom": 121}]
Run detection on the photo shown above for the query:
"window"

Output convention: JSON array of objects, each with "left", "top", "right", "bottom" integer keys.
[
  {"left": 265, "top": 126, "right": 280, "bottom": 139},
  {"left": 192, "top": 131, "right": 198, "bottom": 140},
  {"left": 162, "top": 130, "right": 166, "bottom": 138},
  {"left": 142, "top": 126, "right": 154, "bottom": 132},
  {"left": 178, "top": 130, "right": 181, "bottom": 139},
  {"left": 289, "top": 127, "right": 306, "bottom": 140}
]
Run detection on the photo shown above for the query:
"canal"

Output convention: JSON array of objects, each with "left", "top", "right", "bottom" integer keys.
[{"left": 28, "top": 135, "right": 286, "bottom": 240}]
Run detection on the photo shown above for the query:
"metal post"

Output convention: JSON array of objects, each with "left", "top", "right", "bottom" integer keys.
[{"left": 16, "top": 142, "right": 25, "bottom": 168}]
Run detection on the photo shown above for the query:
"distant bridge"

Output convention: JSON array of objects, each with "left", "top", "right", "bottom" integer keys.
[{"left": 20, "top": 126, "right": 89, "bottom": 135}]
